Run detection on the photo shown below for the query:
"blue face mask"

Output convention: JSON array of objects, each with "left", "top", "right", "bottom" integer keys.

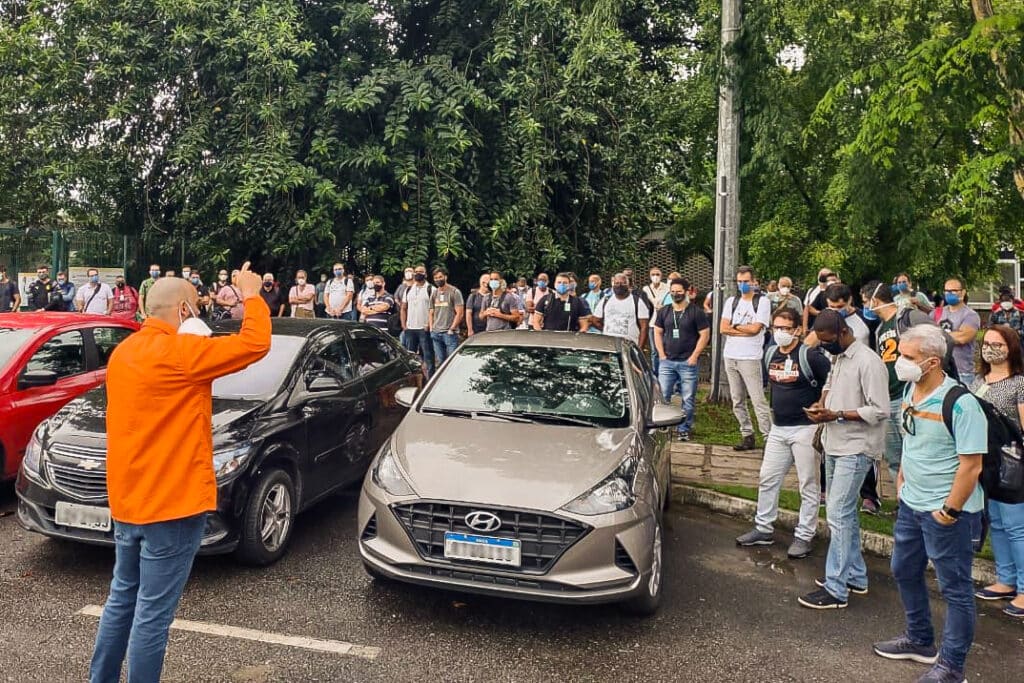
[
  {"left": 897, "top": 282, "right": 910, "bottom": 293},
  {"left": 862, "top": 307, "right": 879, "bottom": 322},
  {"left": 150, "top": 271, "right": 160, "bottom": 278},
  {"left": 489, "top": 280, "right": 500, "bottom": 291},
  {"left": 537, "top": 281, "right": 548, "bottom": 290},
  {"left": 556, "top": 283, "right": 569, "bottom": 295},
  {"left": 737, "top": 282, "right": 752, "bottom": 295},
  {"left": 588, "top": 282, "right": 598, "bottom": 291},
  {"left": 944, "top": 292, "right": 961, "bottom": 306},
  {"left": 333, "top": 269, "right": 343, "bottom": 277},
  {"left": 835, "top": 308, "right": 850, "bottom": 319},
  {"left": 90, "top": 275, "right": 100, "bottom": 283}
]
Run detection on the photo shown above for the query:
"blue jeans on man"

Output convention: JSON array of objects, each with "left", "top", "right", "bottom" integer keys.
[
  {"left": 90, "top": 514, "right": 206, "bottom": 683},
  {"left": 891, "top": 500, "right": 980, "bottom": 673},
  {"left": 823, "top": 453, "right": 872, "bottom": 601},
  {"left": 403, "top": 328, "right": 435, "bottom": 376},
  {"left": 430, "top": 330, "right": 460, "bottom": 369},
  {"left": 658, "top": 360, "right": 698, "bottom": 435}
]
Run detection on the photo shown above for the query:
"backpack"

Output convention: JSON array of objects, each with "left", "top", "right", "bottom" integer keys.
[
  {"left": 730, "top": 292, "right": 763, "bottom": 317},
  {"left": 894, "top": 308, "right": 960, "bottom": 382},
  {"left": 762, "top": 344, "right": 820, "bottom": 388},
  {"left": 597, "top": 292, "right": 649, "bottom": 327},
  {"left": 941, "top": 385, "right": 1024, "bottom": 504}
]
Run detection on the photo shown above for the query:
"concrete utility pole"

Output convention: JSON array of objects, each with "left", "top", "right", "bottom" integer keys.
[{"left": 708, "top": 0, "right": 742, "bottom": 403}]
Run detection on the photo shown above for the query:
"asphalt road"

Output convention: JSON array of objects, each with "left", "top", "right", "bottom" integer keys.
[{"left": 1, "top": 482, "right": 1021, "bottom": 683}]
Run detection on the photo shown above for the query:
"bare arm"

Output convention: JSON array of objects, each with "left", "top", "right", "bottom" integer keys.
[
  {"left": 452, "top": 304, "right": 465, "bottom": 330},
  {"left": 653, "top": 325, "right": 667, "bottom": 359},
  {"left": 948, "top": 324, "right": 978, "bottom": 345},
  {"left": 638, "top": 317, "right": 649, "bottom": 350},
  {"left": 690, "top": 328, "right": 711, "bottom": 365},
  {"left": 943, "top": 454, "right": 984, "bottom": 511}
]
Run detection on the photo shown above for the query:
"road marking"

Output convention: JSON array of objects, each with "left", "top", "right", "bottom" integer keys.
[{"left": 77, "top": 605, "right": 380, "bottom": 661}]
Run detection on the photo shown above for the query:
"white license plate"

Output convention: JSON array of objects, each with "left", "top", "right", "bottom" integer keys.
[
  {"left": 55, "top": 501, "right": 111, "bottom": 532},
  {"left": 444, "top": 532, "right": 521, "bottom": 567}
]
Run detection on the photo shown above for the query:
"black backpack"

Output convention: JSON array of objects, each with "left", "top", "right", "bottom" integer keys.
[{"left": 941, "top": 385, "right": 1024, "bottom": 504}]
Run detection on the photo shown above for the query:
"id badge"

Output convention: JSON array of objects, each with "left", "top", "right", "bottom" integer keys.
[
  {"left": 564, "top": 302, "right": 571, "bottom": 312},
  {"left": 672, "top": 329, "right": 680, "bottom": 339},
  {"left": 784, "top": 358, "right": 793, "bottom": 373}
]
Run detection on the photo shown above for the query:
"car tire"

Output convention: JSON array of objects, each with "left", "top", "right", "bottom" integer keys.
[
  {"left": 622, "top": 518, "right": 664, "bottom": 617},
  {"left": 235, "top": 468, "right": 296, "bottom": 566}
]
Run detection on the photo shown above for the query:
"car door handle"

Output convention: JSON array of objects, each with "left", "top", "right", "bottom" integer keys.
[{"left": 355, "top": 400, "right": 366, "bottom": 413}]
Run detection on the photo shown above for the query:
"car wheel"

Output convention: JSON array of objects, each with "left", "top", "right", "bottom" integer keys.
[
  {"left": 622, "top": 518, "right": 663, "bottom": 617},
  {"left": 235, "top": 468, "right": 296, "bottom": 566}
]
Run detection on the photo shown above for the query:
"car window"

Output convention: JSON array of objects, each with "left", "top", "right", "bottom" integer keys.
[
  {"left": 349, "top": 328, "right": 396, "bottom": 377},
  {"left": 0, "top": 327, "right": 36, "bottom": 373},
  {"left": 212, "top": 335, "right": 306, "bottom": 399},
  {"left": 92, "top": 327, "right": 133, "bottom": 368},
  {"left": 24, "top": 330, "right": 86, "bottom": 379},
  {"left": 313, "top": 336, "right": 355, "bottom": 382},
  {"left": 627, "top": 346, "right": 653, "bottom": 411}
]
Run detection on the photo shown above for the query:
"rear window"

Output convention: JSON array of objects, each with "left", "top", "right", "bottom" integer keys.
[{"left": 0, "top": 327, "right": 36, "bottom": 373}]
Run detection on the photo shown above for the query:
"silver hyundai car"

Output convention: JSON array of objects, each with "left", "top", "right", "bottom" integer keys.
[{"left": 357, "top": 330, "right": 681, "bottom": 615}]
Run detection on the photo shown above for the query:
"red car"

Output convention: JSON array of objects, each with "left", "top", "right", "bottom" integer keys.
[{"left": 0, "top": 313, "right": 138, "bottom": 481}]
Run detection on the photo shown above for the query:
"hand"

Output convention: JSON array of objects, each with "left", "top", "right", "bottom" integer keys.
[
  {"left": 686, "top": 356, "right": 699, "bottom": 367},
  {"left": 658, "top": 354, "right": 667, "bottom": 361},
  {"left": 479, "top": 309, "right": 490, "bottom": 319},
  {"left": 931, "top": 509, "right": 956, "bottom": 526},
  {"left": 234, "top": 262, "right": 262, "bottom": 300}
]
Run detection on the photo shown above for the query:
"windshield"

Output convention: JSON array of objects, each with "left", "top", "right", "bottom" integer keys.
[
  {"left": 0, "top": 328, "right": 36, "bottom": 373},
  {"left": 420, "top": 345, "right": 630, "bottom": 428},
  {"left": 212, "top": 335, "right": 306, "bottom": 399}
]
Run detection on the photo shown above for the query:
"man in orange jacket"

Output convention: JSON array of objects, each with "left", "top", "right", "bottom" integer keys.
[{"left": 90, "top": 262, "right": 271, "bottom": 683}]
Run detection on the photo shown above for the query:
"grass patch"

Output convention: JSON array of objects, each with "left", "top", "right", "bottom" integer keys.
[
  {"left": 695, "top": 482, "right": 995, "bottom": 561},
  {"left": 692, "top": 386, "right": 766, "bottom": 448}
]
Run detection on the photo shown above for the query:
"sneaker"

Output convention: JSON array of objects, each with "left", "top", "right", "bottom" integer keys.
[
  {"left": 974, "top": 587, "right": 1017, "bottom": 600},
  {"left": 787, "top": 538, "right": 813, "bottom": 559},
  {"left": 860, "top": 498, "right": 880, "bottom": 515},
  {"left": 916, "top": 662, "right": 966, "bottom": 683},
  {"left": 815, "top": 577, "right": 868, "bottom": 595},
  {"left": 733, "top": 434, "right": 756, "bottom": 451},
  {"left": 676, "top": 431, "right": 690, "bottom": 442},
  {"left": 797, "top": 588, "right": 847, "bottom": 610},
  {"left": 872, "top": 634, "right": 938, "bottom": 664},
  {"left": 735, "top": 529, "right": 774, "bottom": 547}
]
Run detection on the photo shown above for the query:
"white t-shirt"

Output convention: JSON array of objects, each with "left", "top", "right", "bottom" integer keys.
[
  {"left": 404, "top": 284, "right": 432, "bottom": 330},
  {"left": 324, "top": 278, "right": 354, "bottom": 314},
  {"left": 846, "top": 312, "right": 870, "bottom": 346},
  {"left": 76, "top": 282, "right": 114, "bottom": 314},
  {"left": 721, "top": 295, "right": 771, "bottom": 360},
  {"left": 595, "top": 295, "right": 650, "bottom": 345},
  {"left": 643, "top": 282, "right": 670, "bottom": 312}
]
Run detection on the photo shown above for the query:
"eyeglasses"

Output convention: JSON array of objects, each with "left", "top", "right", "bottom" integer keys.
[
  {"left": 982, "top": 341, "right": 1007, "bottom": 350},
  {"left": 901, "top": 406, "right": 917, "bottom": 436}
]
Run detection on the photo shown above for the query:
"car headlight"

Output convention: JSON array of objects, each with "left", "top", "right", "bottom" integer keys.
[
  {"left": 22, "top": 426, "right": 45, "bottom": 477},
  {"left": 562, "top": 453, "right": 640, "bottom": 515},
  {"left": 371, "top": 441, "right": 414, "bottom": 496},
  {"left": 212, "top": 443, "right": 253, "bottom": 481}
]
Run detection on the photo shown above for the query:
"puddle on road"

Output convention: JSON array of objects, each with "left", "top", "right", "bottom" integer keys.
[{"left": 744, "top": 547, "right": 797, "bottom": 577}]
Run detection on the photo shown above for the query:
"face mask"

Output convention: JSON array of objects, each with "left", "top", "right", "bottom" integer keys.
[
  {"left": 981, "top": 345, "right": 1008, "bottom": 364},
  {"left": 537, "top": 281, "right": 548, "bottom": 290},
  {"left": 371, "top": 284, "right": 381, "bottom": 291},
  {"left": 263, "top": 281, "right": 273, "bottom": 289},
  {"left": 334, "top": 269, "right": 344, "bottom": 277},
  {"left": 831, "top": 307, "right": 849, "bottom": 319},
  {"left": 650, "top": 275, "right": 661, "bottom": 285},
  {"left": 37, "top": 273, "right": 47, "bottom": 280},
  {"left": 321, "top": 275, "right": 327, "bottom": 283},
  {"left": 671, "top": 293, "right": 687, "bottom": 303},
  {"left": 897, "top": 282, "right": 909, "bottom": 293},
  {"left": 414, "top": 273, "right": 426, "bottom": 282},
  {"left": 116, "top": 281, "right": 125, "bottom": 288},
  {"left": 404, "top": 270, "right": 414, "bottom": 280},
  {"left": 895, "top": 356, "right": 929, "bottom": 383},
  {"left": 150, "top": 270, "right": 160, "bottom": 278},
  {"left": 218, "top": 274, "right": 228, "bottom": 282},
  {"left": 819, "top": 275, "right": 830, "bottom": 284},
  {"left": 182, "top": 271, "right": 191, "bottom": 279},
  {"left": 862, "top": 307, "right": 879, "bottom": 322},
  {"left": 778, "top": 286, "right": 790, "bottom": 296},
  {"left": 588, "top": 282, "right": 598, "bottom": 291},
  {"left": 436, "top": 278, "right": 447, "bottom": 287},
  {"left": 297, "top": 278, "right": 306, "bottom": 286},
  {"left": 773, "top": 330, "right": 795, "bottom": 347},
  {"left": 944, "top": 292, "right": 961, "bottom": 306},
  {"left": 177, "top": 303, "right": 211, "bottom": 336},
  {"left": 90, "top": 275, "right": 100, "bottom": 283},
  {"left": 488, "top": 279, "right": 499, "bottom": 291},
  {"left": 1000, "top": 301, "right": 1014, "bottom": 311},
  {"left": 737, "top": 282, "right": 752, "bottom": 295},
  {"left": 613, "top": 285, "right": 629, "bottom": 297},
  {"left": 57, "top": 277, "right": 66, "bottom": 284},
  {"left": 555, "top": 283, "right": 569, "bottom": 295},
  {"left": 820, "top": 340, "right": 845, "bottom": 356}
]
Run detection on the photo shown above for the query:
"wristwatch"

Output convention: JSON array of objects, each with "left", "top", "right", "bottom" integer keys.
[
  {"left": 941, "top": 505, "right": 962, "bottom": 520},
  {"left": 834, "top": 411, "right": 846, "bottom": 423}
]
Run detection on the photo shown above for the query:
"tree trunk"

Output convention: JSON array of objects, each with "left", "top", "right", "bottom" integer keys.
[{"left": 971, "top": 0, "right": 1024, "bottom": 200}]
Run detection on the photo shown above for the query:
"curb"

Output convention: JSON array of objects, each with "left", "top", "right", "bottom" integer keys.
[{"left": 673, "top": 483, "right": 999, "bottom": 586}]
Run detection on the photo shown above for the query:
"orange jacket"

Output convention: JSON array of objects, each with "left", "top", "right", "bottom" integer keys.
[{"left": 105, "top": 296, "right": 271, "bottom": 524}]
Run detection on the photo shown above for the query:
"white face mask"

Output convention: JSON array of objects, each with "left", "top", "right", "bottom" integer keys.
[
  {"left": 894, "top": 356, "right": 929, "bottom": 384},
  {"left": 650, "top": 275, "right": 661, "bottom": 285},
  {"left": 778, "top": 286, "right": 790, "bottom": 296},
  {"left": 177, "top": 303, "right": 212, "bottom": 337},
  {"left": 297, "top": 278, "right": 306, "bottom": 286},
  {"left": 1001, "top": 301, "right": 1014, "bottom": 311},
  {"left": 773, "top": 330, "right": 796, "bottom": 348}
]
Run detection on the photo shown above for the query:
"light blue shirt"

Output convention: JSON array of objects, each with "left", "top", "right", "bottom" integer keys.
[
  {"left": 584, "top": 290, "right": 605, "bottom": 333},
  {"left": 900, "top": 377, "right": 986, "bottom": 513}
]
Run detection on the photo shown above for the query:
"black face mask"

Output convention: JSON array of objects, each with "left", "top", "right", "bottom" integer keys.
[
  {"left": 434, "top": 278, "right": 446, "bottom": 287},
  {"left": 263, "top": 282, "right": 273, "bottom": 289},
  {"left": 671, "top": 293, "right": 687, "bottom": 303},
  {"left": 819, "top": 275, "right": 830, "bottom": 284},
  {"left": 613, "top": 285, "right": 629, "bottom": 297},
  {"left": 820, "top": 339, "right": 845, "bottom": 356},
  {"left": 414, "top": 273, "right": 426, "bottom": 282}
]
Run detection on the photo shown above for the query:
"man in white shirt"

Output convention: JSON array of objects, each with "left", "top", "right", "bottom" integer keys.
[
  {"left": 721, "top": 266, "right": 772, "bottom": 450},
  {"left": 400, "top": 264, "right": 435, "bottom": 376},
  {"left": 804, "top": 284, "right": 870, "bottom": 348},
  {"left": 76, "top": 268, "right": 114, "bottom": 315},
  {"left": 592, "top": 273, "right": 650, "bottom": 348},
  {"left": 643, "top": 267, "right": 670, "bottom": 373},
  {"left": 324, "top": 263, "right": 354, "bottom": 320}
]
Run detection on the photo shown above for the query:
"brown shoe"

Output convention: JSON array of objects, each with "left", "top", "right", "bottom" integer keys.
[{"left": 733, "top": 435, "right": 756, "bottom": 451}]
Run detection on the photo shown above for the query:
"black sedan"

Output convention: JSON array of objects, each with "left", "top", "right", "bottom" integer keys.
[{"left": 15, "top": 319, "right": 423, "bottom": 565}]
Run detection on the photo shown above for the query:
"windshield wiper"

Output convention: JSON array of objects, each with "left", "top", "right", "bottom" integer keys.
[
  {"left": 420, "top": 407, "right": 531, "bottom": 423},
  {"left": 509, "top": 412, "right": 601, "bottom": 428}
]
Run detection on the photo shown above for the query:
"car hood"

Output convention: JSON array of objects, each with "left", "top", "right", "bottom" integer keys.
[
  {"left": 44, "top": 387, "right": 263, "bottom": 451},
  {"left": 393, "top": 411, "right": 636, "bottom": 511}
]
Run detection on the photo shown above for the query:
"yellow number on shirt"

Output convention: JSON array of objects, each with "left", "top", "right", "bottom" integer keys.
[{"left": 881, "top": 338, "right": 898, "bottom": 363}]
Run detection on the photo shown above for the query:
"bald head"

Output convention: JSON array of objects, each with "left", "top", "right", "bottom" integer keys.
[{"left": 145, "top": 277, "right": 198, "bottom": 327}]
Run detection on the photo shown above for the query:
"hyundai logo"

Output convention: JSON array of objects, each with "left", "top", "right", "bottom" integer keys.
[{"left": 465, "top": 511, "right": 501, "bottom": 533}]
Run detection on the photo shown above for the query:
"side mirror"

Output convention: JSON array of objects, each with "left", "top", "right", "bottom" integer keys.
[
  {"left": 19, "top": 370, "right": 59, "bottom": 390},
  {"left": 307, "top": 374, "right": 343, "bottom": 392},
  {"left": 647, "top": 403, "right": 683, "bottom": 429},
  {"left": 395, "top": 386, "right": 418, "bottom": 408}
]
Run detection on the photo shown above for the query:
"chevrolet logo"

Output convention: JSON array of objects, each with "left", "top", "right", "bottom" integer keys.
[{"left": 78, "top": 459, "right": 102, "bottom": 471}]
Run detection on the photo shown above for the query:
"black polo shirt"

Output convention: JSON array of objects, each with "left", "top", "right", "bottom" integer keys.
[
  {"left": 654, "top": 304, "right": 710, "bottom": 360},
  {"left": 766, "top": 344, "right": 831, "bottom": 426},
  {"left": 535, "top": 294, "right": 591, "bottom": 331}
]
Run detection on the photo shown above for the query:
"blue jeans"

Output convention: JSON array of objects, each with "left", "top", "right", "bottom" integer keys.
[
  {"left": 891, "top": 500, "right": 980, "bottom": 672},
  {"left": 823, "top": 453, "right": 872, "bottom": 601},
  {"left": 648, "top": 328, "right": 660, "bottom": 376},
  {"left": 90, "top": 514, "right": 206, "bottom": 683},
  {"left": 342, "top": 309, "right": 358, "bottom": 321},
  {"left": 989, "top": 499, "right": 1024, "bottom": 592},
  {"left": 884, "top": 397, "right": 903, "bottom": 479},
  {"left": 430, "top": 330, "right": 460, "bottom": 369},
  {"left": 658, "top": 360, "right": 698, "bottom": 434},
  {"left": 403, "top": 328, "right": 435, "bottom": 376}
]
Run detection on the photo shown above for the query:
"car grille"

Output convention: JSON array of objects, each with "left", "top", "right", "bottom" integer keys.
[
  {"left": 391, "top": 501, "right": 590, "bottom": 574},
  {"left": 45, "top": 443, "right": 108, "bottom": 502}
]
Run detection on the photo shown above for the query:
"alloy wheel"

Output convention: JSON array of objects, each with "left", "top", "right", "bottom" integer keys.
[{"left": 260, "top": 483, "right": 292, "bottom": 552}]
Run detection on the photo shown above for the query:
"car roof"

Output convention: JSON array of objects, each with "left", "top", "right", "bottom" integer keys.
[
  {"left": 0, "top": 312, "right": 138, "bottom": 331},
  {"left": 463, "top": 330, "right": 628, "bottom": 352},
  {"left": 210, "top": 317, "right": 374, "bottom": 338}
]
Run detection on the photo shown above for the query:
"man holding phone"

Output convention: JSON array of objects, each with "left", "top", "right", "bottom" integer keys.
[{"left": 797, "top": 309, "right": 889, "bottom": 610}]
